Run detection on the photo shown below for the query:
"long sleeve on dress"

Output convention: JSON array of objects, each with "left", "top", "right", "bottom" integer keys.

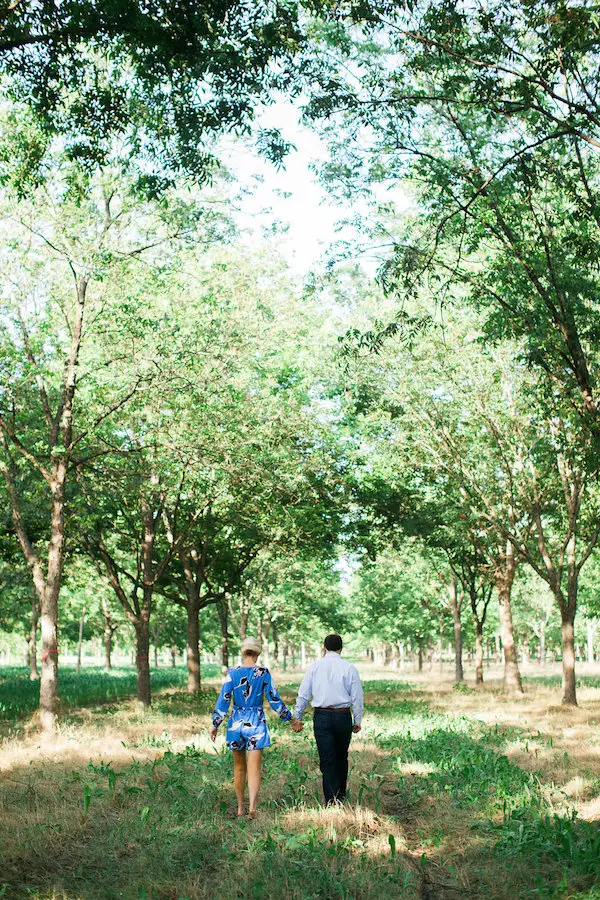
[
  {"left": 212, "top": 672, "right": 233, "bottom": 728},
  {"left": 264, "top": 670, "right": 292, "bottom": 721}
]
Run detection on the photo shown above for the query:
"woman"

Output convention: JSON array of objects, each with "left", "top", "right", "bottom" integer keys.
[{"left": 209, "top": 637, "right": 302, "bottom": 818}]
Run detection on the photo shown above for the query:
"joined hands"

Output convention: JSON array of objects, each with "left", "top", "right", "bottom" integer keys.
[{"left": 290, "top": 718, "right": 304, "bottom": 733}]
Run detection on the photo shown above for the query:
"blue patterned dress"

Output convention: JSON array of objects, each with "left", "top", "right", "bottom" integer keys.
[{"left": 212, "top": 665, "right": 292, "bottom": 750}]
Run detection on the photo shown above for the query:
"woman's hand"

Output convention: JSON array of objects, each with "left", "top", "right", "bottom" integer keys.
[{"left": 209, "top": 726, "right": 218, "bottom": 742}]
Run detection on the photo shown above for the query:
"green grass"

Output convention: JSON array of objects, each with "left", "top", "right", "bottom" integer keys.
[
  {"left": 364, "top": 680, "right": 600, "bottom": 898},
  {"left": 0, "top": 664, "right": 219, "bottom": 723},
  {"left": 522, "top": 673, "right": 600, "bottom": 690},
  {"left": 1, "top": 676, "right": 600, "bottom": 898}
]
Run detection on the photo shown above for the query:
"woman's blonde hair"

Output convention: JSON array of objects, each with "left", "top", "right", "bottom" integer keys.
[{"left": 240, "top": 637, "right": 262, "bottom": 657}]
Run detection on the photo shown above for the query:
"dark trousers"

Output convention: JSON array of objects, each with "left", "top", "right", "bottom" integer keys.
[{"left": 313, "top": 708, "right": 353, "bottom": 804}]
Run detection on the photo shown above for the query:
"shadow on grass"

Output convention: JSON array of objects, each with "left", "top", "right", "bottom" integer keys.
[{"left": 1, "top": 679, "right": 599, "bottom": 899}]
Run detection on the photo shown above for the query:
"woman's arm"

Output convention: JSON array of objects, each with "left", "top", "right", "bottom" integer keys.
[
  {"left": 210, "top": 672, "right": 233, "bottom": 740},
  {"left": 264, "top": 670, "right": 293, "bottom": 721}
]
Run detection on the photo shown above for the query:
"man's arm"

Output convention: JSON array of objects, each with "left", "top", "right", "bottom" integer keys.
[
  {"left": 349, "top": 666, "right": 364, "bottom": 731},
  {"left": 294, "top": 665, "right": 314, "bottom": 719}
]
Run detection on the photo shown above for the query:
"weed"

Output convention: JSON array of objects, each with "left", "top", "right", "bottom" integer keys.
[{"left": 2, "top": 672, "right": 600, "bottom": 899}]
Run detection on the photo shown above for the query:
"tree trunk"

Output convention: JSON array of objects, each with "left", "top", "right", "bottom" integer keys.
[
  {"left": 186, "top": 599, "right": 201, "bottom": 693},
  {"left": 135, "top": 619, "right": 151, "bottom": 707},
  {"left": 37, "top": 463, "right": 69, "bottom": 733},
  {"left": 586, "top": 618, "right": 597, "bottom": 664},
  {"left": 171, "top": 643, "right": 177, "bottom": 668},
  {"left": 561, "top": 610, "right": 577, "bottom": 706},
  {"left": 282, "top": 639, "right": 289, "bottom": 672},
  {"left": 29, "top": 597, "right": 39, "bottom": 680},
  {"left": 539, "top": 620, "right": 546, "bottom": 666},
  {"left": 498, "top": 593, "right": 523, "bottom": 695},
  {"left": 100, "top": 596, "right": 113, "bottom": 671},
  {"left": 218, "top": 600, "right": 229, "bottom": 672},
  {"left": 496, "top": 544, "right": 524, "bottom": 696},
  {"left": 398, "top": 642, "right": 405, "bottom": 670},
  {"left": 474, "top": 623, "right": 484, "bottom": 685},
  {"left": 104, "top": 628, "right": 112, "bottom": 671},
  {"left": 449, "top": 580, "right": 464, "bottom": 682},
  {"left": 76, "top": 606, "right": 86, "bottom": 673},
  {"left": 239, "top": 606, "right": 249, "bottom": 641},
  {"left": 417, "top": 641, "right": 423, "bottom": 672},
  {"left": 40, "top": 283, "right": 86, "bottom": 731},
  {"left": 154, "top": 644, "right": 159, "bottom": 668},
  {"left": 438, "top": 618, "right": 444, "bottom": 674}
]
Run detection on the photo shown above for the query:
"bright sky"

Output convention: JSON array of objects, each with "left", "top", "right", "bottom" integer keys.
[
  {"left": 224, "top": 99, "right": 414, "bottom": 279},
  {"left": 224, "top": 100, "right": 350, "bottom": 274}
]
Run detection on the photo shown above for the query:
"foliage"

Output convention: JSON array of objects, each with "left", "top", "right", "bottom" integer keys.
[
  {"left": 305, "top": 0, "right": 600, "bottom": 438},
  {"left": 351, "top": 543, "right": 443, "bottom": 651},
  {"left": 0, "top": 1, "right": 314, "bottom": 191}
]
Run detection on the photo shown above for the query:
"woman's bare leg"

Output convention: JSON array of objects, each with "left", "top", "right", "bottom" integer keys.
[
  {"left": 247, "top": 749, "right": 263, "bottom": 814},
  {"left": 233, "top": 750, "right": 247, "bottom": 815}
]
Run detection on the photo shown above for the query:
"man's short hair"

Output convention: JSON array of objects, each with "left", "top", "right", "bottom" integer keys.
[{"left": 324, "top": 634, "right": 343, "bottom": 652}]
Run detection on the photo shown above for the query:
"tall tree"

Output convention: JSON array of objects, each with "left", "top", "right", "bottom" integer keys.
[
  {"left": 0, "top": 162, "right": 218, "bottom": 729},
  {"left": 305, "top": 3, "right": 600, "bottom": 438}
]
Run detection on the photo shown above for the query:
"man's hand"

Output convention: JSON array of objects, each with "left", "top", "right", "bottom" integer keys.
[
  {"left": 290, "top": 718, "right": 304, "bottom": 733},
  {"left": 209, "top": 726, "right": 218, "bottom": 742},
  {"left": 352, "top": 724, "right": 361, "bottom": 734}
]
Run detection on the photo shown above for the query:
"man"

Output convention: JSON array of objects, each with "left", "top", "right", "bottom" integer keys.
[{"left": 292, "top": 633, "right": 364, "bottom": 805}]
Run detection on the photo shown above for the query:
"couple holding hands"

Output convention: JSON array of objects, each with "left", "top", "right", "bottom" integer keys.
[{"left": 210, "top": 633, "right": 364, "bottom": 818}]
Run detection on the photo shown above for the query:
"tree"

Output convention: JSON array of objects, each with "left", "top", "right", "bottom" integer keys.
[
  {"left": 578, "top": 552, "right": 600, "bottom": 664},
  {"left": 404, "top": 324, "right": 600, "bottom": 704},
  {"left": 73, "top": 240, "right": 344, "bottom": 700},
  {"left": 305, "top": 3, "right": 600, "bottom": 438},
  {"left": 0, "top": 160, "right": 222, "bottom": 729},
  {"left": 230, "top": 549, "right": 347, "bottom": 666},
  {"left": 0, "top": 536, "right": 39, "bottom": 677},
  {"left": 0, "top": 1, "right": 313, "bottom": 191},
  {"left": 336, "top": 297, "right": 527, "bottom": 692},
  {"left": 352, "top": 543, "right": 441, "bottom": 672}
]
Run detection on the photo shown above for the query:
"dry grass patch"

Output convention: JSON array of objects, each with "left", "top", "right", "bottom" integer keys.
[
  {"left": 283, "top": 803, "right": 407, "bottom": 854},
  {"left": 3, "top": 666, "right": 600, "bottom": 899}
]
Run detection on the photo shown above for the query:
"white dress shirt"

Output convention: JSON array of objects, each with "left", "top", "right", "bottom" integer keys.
[{"left": 294, "top": 651, "right": 364, "bottom": 725}]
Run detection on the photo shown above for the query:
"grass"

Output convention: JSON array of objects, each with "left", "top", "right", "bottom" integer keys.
[
  {"left": 1, "top": 666, "right": 600, "bottom": 898},
  {"left": 0, "top": 665, "right": 219, "bottom": 727}
]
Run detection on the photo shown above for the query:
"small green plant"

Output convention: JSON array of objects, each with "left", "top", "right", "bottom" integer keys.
[
  {"left": 388, "top": 833, "right": 396, "bottom": 858},
  {"left": 82, "top": 782, "right": 93, "bottom": 815}
]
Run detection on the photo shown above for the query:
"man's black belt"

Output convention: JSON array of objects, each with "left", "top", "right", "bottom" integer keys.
[{"left": 314, "top": 706, "right": 351, "bottom": 712}]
